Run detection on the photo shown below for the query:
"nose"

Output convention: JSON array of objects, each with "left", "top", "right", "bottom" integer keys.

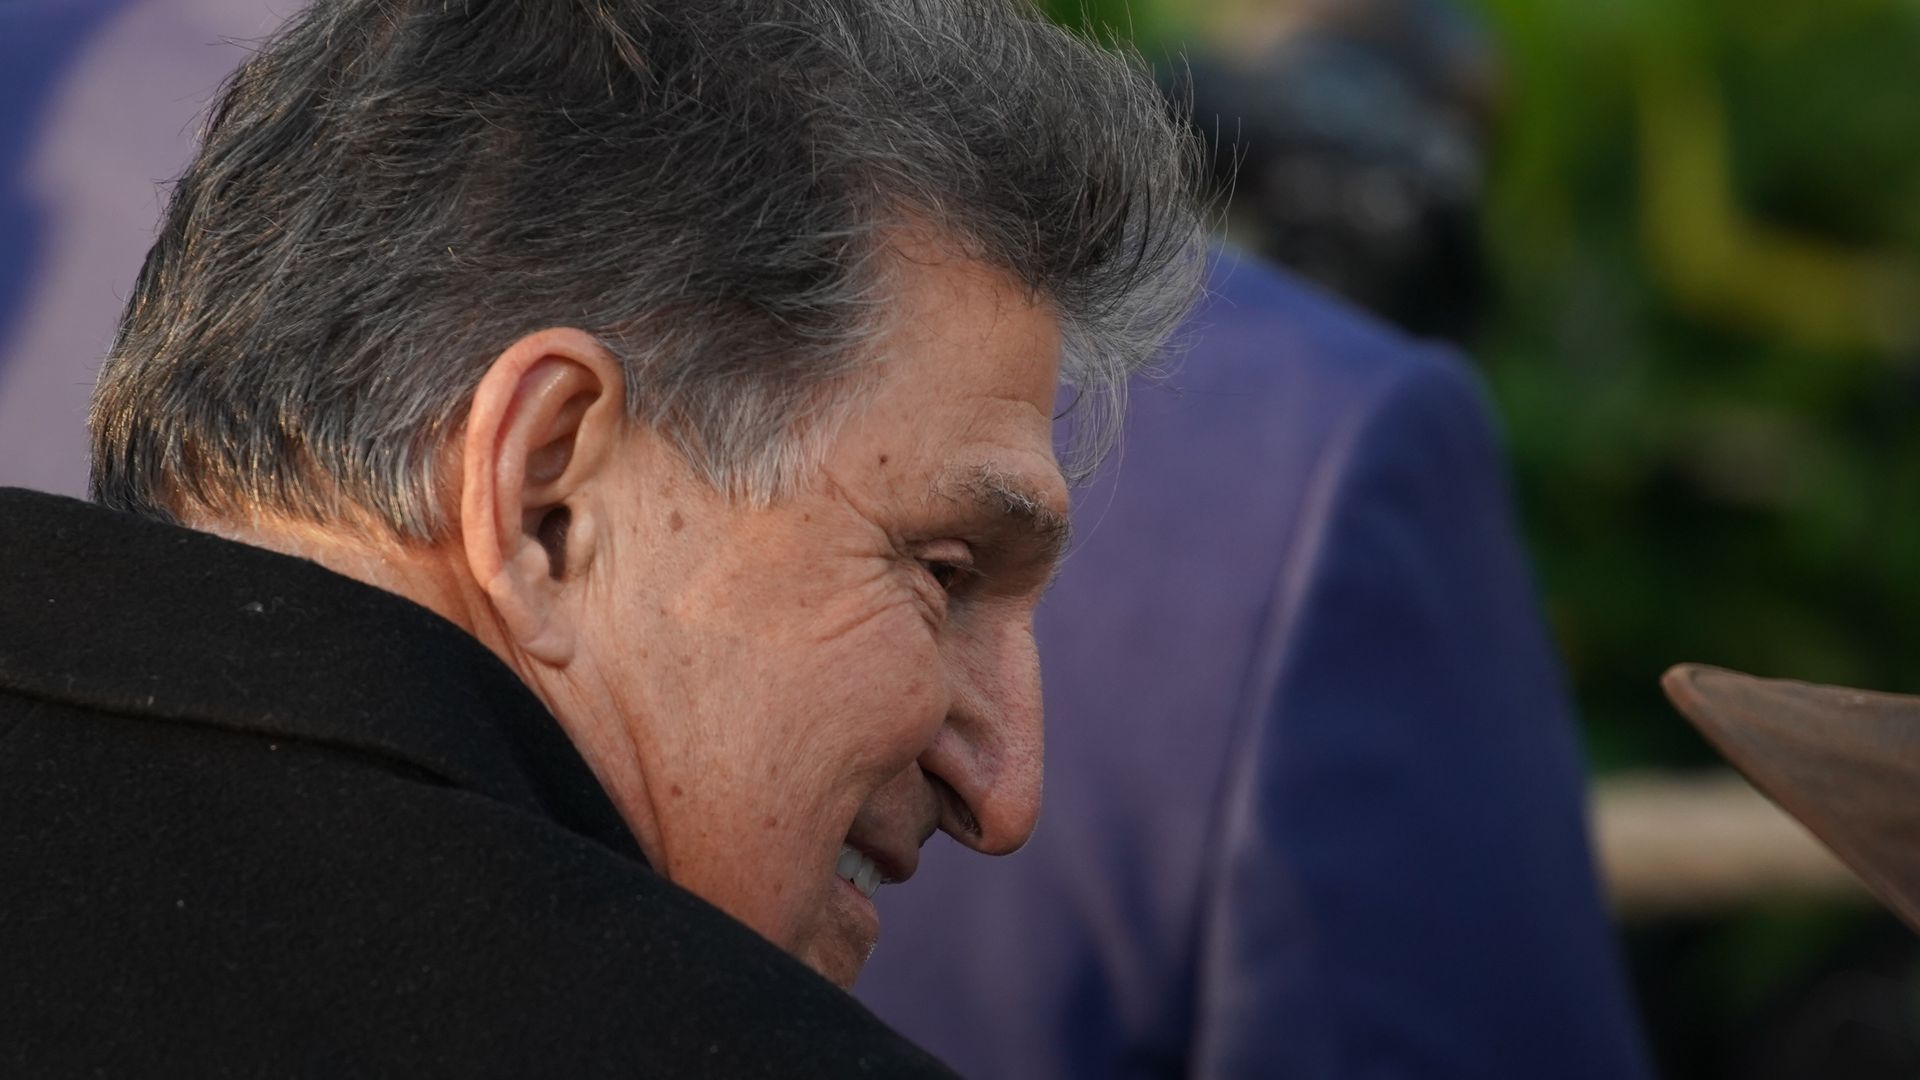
[{"left": 918, "top": 622, "right": 1044, "bottom": 855}]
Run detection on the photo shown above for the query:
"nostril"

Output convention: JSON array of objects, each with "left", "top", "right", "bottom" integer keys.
[
  {"left": 928, "top": 772, "right": 982, "bottom": 844},
  {"left": 951, "top": 800, "right": 982, "bottom": 842}
]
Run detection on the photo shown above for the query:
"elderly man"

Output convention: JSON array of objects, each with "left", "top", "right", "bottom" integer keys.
[{"left": 0, "top": 0, "right": 1202, "bottom": 1074}]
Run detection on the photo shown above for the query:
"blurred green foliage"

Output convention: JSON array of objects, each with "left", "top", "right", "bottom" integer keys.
[
  {"left": 1472, "top": 0, "right": 1920, "bottom": 772},
  {"left": 1038, "top": 0, "right": 1185, "bottom": 47}
]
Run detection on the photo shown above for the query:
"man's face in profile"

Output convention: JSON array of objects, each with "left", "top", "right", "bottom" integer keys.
[{"left": 574, "top": 237, "right": 1069, "bottom": 987}]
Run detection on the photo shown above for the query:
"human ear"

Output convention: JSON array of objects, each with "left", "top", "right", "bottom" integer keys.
[{"left": 458, "top": 327, "right": 624, "bottom": 665}]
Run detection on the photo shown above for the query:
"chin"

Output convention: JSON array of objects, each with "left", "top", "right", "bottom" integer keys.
[
  {"left": 805, "top": 940, "right": 871, "bottom": 991},
  {"left": 798, "top": 911, "right": 881, "bottom": 989}
]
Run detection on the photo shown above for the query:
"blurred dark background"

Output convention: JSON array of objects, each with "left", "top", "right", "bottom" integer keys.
[{"left": 1040, "top": 0, "right": 1920, "bottom": 1075}]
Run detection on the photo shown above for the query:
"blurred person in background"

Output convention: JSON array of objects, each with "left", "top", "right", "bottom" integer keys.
[{"left": 857, "top": 3, "right": 1653, "bottom": 1076}]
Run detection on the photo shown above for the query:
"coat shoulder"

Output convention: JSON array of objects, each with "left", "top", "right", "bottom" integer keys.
[{"left": 0, "top": 694, "right": 948, "bottom": 1079}]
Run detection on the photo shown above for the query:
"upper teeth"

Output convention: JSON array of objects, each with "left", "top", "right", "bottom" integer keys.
[{"left": 836, "top": 844, "right": 881, "bottom": 899}]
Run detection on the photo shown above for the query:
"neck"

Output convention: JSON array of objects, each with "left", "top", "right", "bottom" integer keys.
[
  {"left": 186, "top": 511, "right": 672, "bottom": 870},
  {"left": 187, "top": 512, "right": 487, "bottom": 645}
]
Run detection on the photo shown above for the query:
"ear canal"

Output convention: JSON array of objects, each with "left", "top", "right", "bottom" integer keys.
[{"left": 536, "top": 506, "right": 572, "bottom": 581}]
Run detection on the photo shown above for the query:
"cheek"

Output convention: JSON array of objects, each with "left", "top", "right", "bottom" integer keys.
[
  {"left": 648, "top": 562, "right": 948, "bottom": 792},
  {"left": 657, "top": 580, "right": 945, "bottom": 939},
  {"left": 797, "top": 594, "right": 950, "bottom": 779}
]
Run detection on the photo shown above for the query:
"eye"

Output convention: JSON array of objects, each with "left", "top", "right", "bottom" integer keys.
[
  {"left": 915, "top": 542, "right": 976, "bottom": 595},
  {"left": 923, "top": 559, "right": 967, "bottom": 593}
]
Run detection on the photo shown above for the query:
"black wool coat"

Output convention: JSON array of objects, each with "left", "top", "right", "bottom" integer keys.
[{"left": 0, "top": 488, "right": 955, "bottom": 1079}]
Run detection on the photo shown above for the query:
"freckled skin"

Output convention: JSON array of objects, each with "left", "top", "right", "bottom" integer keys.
[{"left": 543, "top": 237, "right": 1064, "bottom": 988}]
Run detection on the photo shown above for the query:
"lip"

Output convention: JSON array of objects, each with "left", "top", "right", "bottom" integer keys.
[
  {"left": 839, "top": 774, "right": 944, "bottom": 889},
  {"left": 826, "top": 866, "right": 882, "bottom": 973},
  {"left": 837, "top": 873, "right": 880, "bottom": 911},
  {"left": 845, "top": 833, "right": 919, "bottom": 887}
]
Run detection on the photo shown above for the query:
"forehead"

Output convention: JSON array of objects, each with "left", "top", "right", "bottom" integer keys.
[
  {"left": 824, "top": 235, "right": 1066, "bottom": 508},
  {"left": 875, "top": 234, "right": 1062, "bottom": 415}
]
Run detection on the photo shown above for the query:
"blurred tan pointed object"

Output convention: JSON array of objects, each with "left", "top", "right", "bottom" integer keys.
[{"left": 1663, "top": 664, "right": 1920, "bottom": 932}]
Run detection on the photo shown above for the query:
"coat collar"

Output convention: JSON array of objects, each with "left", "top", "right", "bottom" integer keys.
[{"left": 0, "top": 487, "right": 643, "bottom": 861}]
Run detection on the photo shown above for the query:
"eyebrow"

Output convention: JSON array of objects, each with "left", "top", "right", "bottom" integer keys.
[{"left": 937, "top": 462, "right": 1072, "bottom": 570}]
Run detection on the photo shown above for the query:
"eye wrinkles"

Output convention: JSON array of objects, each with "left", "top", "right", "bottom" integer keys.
[
  {"left": 903, "top": 540, "right": 975, "bottom": 629},
  {"left": 923, "top": 559, "right": 972, "bottom": 593},
  {"left": 916, "top": 538, "right": 977, "bottom": 595},
  {"left": 930, "top": 460, "right": 1070, "bottom": 587},
  {"left": 865, "top": 458, "right": 1068, "bottom": 627}
]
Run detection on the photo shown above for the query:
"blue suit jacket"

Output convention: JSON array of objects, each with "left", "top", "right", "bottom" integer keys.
[{"left": 856, "top": 250, "right": 1651, "bottom": 1079}]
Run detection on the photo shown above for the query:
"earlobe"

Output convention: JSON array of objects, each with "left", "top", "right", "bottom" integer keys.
[{"left": 458, "top": 328, "right": 625, "bottom": 667}]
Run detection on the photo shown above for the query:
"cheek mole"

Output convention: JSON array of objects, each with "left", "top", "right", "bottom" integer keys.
[{"left": 668, "top": 510, "right": 684, "bottom": 532}]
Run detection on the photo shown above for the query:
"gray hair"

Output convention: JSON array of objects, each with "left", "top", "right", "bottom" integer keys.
[{"left": 90, "top": 0, "right": 1206, "bottom": 540}]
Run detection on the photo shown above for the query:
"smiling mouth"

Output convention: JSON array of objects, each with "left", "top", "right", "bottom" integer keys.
[{"left": 835, "top": 843, "right": 882, "bottom": 899}]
